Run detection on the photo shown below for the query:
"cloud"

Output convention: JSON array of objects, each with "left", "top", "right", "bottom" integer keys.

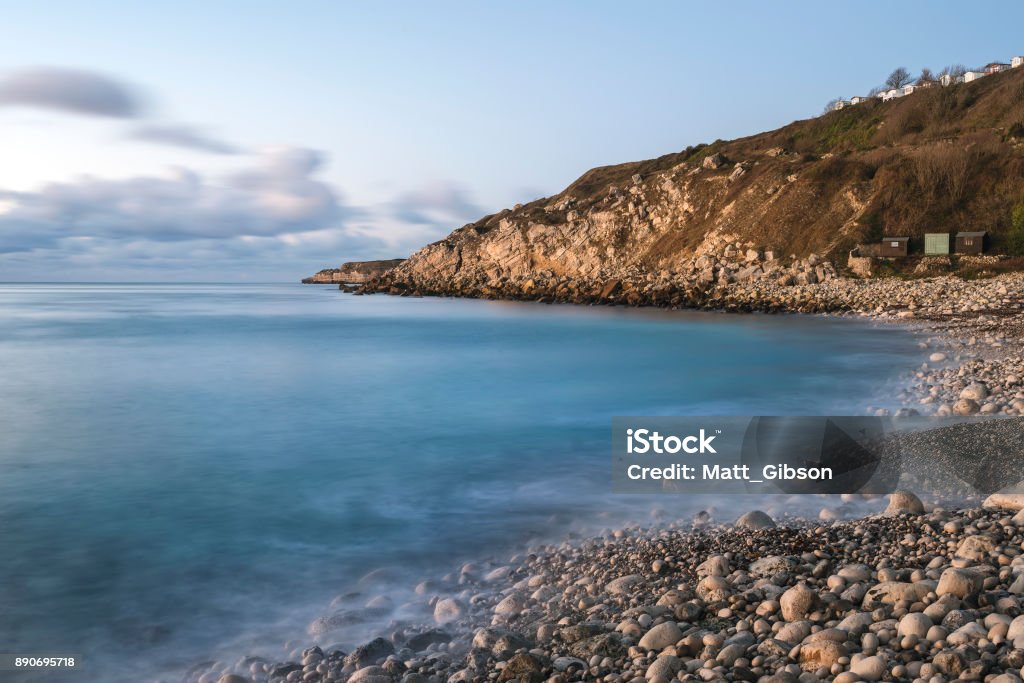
[
  {"left": 0, "top": 67, "right": 143, "bottom": 118},
  {"left": 390, "top": 181, "right": 484, "bottom": 227},
  {"left": 129, "top": 124, "right": 242, "bottom": 155},
  {"left": 0, "top": 146, "right": 343, "bottom": 253}
]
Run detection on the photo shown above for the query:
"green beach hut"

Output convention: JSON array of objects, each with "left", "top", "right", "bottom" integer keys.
[{"left": 924, "top": 233, "right": 950, "bottom": 256}]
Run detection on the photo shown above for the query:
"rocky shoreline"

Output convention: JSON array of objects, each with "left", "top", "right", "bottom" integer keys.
[{"left": 190, "top": 492, "right": 1024, "bottom": 683}]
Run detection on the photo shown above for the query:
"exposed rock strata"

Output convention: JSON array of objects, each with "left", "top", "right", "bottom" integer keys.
[{"left": 303, "top": 259, "right": 405, "bottom": 284}]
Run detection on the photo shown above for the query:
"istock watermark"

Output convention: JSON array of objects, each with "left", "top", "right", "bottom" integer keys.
[{"left": 611, "top": 415, "right": 1024, "bottom": 495}]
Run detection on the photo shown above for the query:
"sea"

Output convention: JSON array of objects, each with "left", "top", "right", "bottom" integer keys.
[{"left": 0, "top": 283, "right": 926, "bottom": 681}]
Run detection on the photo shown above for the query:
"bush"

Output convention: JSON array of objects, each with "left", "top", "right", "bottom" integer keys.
[{"left": 1010, "top": 197, "right": 1024, "bottom": 256}]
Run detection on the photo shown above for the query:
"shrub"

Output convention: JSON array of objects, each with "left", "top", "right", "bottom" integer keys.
[{"left": 1010, "top": 197, "right": 1024, "bottom": 256}]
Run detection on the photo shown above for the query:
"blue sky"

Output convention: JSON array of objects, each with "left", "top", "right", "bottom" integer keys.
[{"left": 1, "top": 1, "right": 1022, "bottom": 281}]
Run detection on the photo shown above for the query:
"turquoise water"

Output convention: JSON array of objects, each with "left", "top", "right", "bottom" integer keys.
[{"left": 0, "top": 284, "right": 922, "bottom": 681}]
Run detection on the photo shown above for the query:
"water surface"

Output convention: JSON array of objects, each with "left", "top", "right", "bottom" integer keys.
[{"left": 0, "top": 284, "right": 923, "bottom": 681}]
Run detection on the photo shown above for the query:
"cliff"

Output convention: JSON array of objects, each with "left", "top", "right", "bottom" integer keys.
[
  {"left": 302, "top": 259, "right": 405, "bottom": 284},
  {"left": 364, "top": 65, "right": 1024, "bottom": 301}
]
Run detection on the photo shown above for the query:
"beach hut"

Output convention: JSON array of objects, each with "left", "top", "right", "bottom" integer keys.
[
  {"left": 880, "top": 237, "right": 909, "bottom": 257},
  {"left": 955, "top": 231, "right": 987, "bottom": 254},
  {"left": 924, "top": 233, "right": 950, "bottom": 255}
]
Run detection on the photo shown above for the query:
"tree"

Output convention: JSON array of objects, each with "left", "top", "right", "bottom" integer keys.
[
  {"left": 918, "top": 68, "right": 936, "bottom": 84},
  {"left": 823, "top": 97, "right": 843, "bottom": 114},
  {"left": 885, "top": 67, "right": 913, "bottom": 90},
  {"left": 940, "top": 64, "right": 967, "bottom": 79},
  {"left": 867, "top": 85, "right": 884, "bottom": 97}
]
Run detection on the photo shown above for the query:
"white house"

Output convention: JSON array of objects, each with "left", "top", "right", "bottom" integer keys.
[
  {"left": 1012, "top": 56, "right": 1024, "bottom": 68},
  {"left": 903, "top": 84, "right": 917, "bottom": 96},
  {"left": 964, "top": 71, "right": 986, "bottom": 83},
  {"left": 939, "top": 73, "right": 961, "bottom": 86},
  {"left": 850, "top": 96, "right": 869, "bottom": 105},
  {"left": 833, "top": 99, "right": 851, "bottom": 111},
  {"left": 985, "top": 62, "right": 1011, "bottom": 74},
  {"left": 882, "top": 88, "right": 904, "bottom": 101}
]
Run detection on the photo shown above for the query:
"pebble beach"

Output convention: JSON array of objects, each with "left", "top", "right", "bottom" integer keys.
[
  {"left": 191, "top": 492, "right": 1024, "bottom": 683},
  {"left": 184, "top": 272, "right": 1024, "bottom": 683}
]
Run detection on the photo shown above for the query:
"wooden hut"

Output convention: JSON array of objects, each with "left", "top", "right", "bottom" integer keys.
[
  {"left": 955, "top": 231, "right": 987, "bottom": 254},
  {"left": 879, "top": 237, "right": 909, "bottom": 257}
]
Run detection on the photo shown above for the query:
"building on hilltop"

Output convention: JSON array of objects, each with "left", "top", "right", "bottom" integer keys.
[
  {"left": 985, "top": 62, "right": 1011, "bottom": 74},
  {"left": 963, "top": 71, "right": 987, "bottom": 83},
  {"left": 850, "top": 95, "right": 869, "bottom": 105},
  {"left": 1012, "top": 56, "right": 1023, "bottom": 68},
  {"left": 832, "top": 99, "right": 852, "bottom": 111}
]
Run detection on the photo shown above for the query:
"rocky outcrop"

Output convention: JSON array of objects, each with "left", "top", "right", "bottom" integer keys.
[
  {"left": 360, "top": 66, "right": 1024, "bottom": 300},
  {"left": 302, "top": 259, "right": 405, "bottom": 284}
]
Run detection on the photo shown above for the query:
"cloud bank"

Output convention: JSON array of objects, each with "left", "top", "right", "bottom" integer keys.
[
  {"left": 0, "top": 147, "right": 342, "bottom": 253},
  {"left": 0, "top": 67, "right": 143, "bottom": 118},
  {"left": 0, "top": 148, "right": 482, "bottom": 279}
]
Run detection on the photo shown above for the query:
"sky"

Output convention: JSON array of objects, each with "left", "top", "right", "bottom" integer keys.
[{"left": 0, "top": 1, "right": 1022, "bottom": 281}]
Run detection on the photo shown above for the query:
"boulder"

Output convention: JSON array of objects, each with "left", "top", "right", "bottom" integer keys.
[
  {"left": 937, "top": 568, "right": 983, "bottom": 599},
  {"left": 780, "top": 584, "right": 817, "bottom": 621},
  {"left": 798, "top": 641, "right": 847, "bottom": 671},
  {"left": 645, "top": 655, "right": 682, "bottom": 681},
  {"left": 960, "top": 382, "right": 989, "bottom": 401},
  {"left": 346, "top": 638, "right": 395, "bottom": 668},
  {"left": 862, "top": 581, "right": 933, "bottom": 608},
  {"left": 955, "top": 535, "right": 996, "bottom": 562},
  {"left": 749, "top": 556, "right": 795, "bottom": 577},
  {"left": 851, "top": 655, "right": 886, "bottom": 681},
  {"left": 497, "top": 653, "right": 543, "bottom": 683},
  {"left": 639, "top": 621, "right": 683, "bottom": 651},
  {"left": 953, "top": 398, "right": 980, "bottom": 416},
  {"left": 606, "top": 575, "right": 644, "bottom": 595},
  {"left": 984, "top": 492, "right": 1024, "bottom": 511},
  {"left": 434, "top": 598, "right": 465, "bottom": 625},
  {"left": 702, "top": 153, "right": 727, "bottom": 170},
  {"left": 735, "top": 510, "right": 775, "bottom": 529},
  {"left": 884, "top": 490, "right": 924, "bottom": 515},
  {"left": 897, "top": 613, "right": 933, "bottom": 639}
]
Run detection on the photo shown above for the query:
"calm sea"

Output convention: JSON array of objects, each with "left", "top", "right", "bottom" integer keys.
[{"left": 0, "top": 284, "right": 923, "bottom": 681}]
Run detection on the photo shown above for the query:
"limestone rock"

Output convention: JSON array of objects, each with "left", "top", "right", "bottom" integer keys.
[
  {"left": 884, "top": 490, "right": 924, "bottom": 515},
  {"left": 735, "top": 510, "right": 775, "bottom": 529}
]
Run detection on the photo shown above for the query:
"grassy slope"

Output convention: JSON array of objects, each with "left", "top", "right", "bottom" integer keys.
[{"left": 465, "top": 67, "right": 1024, "bottom": 263}]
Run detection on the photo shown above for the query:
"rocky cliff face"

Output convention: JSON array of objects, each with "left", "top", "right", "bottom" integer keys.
[
  {"left": 302, "top": 259, "right": 405, "bottom": 284},
  {"left": 363, "top": 66, "right": 1024, "bottom": 301}
]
